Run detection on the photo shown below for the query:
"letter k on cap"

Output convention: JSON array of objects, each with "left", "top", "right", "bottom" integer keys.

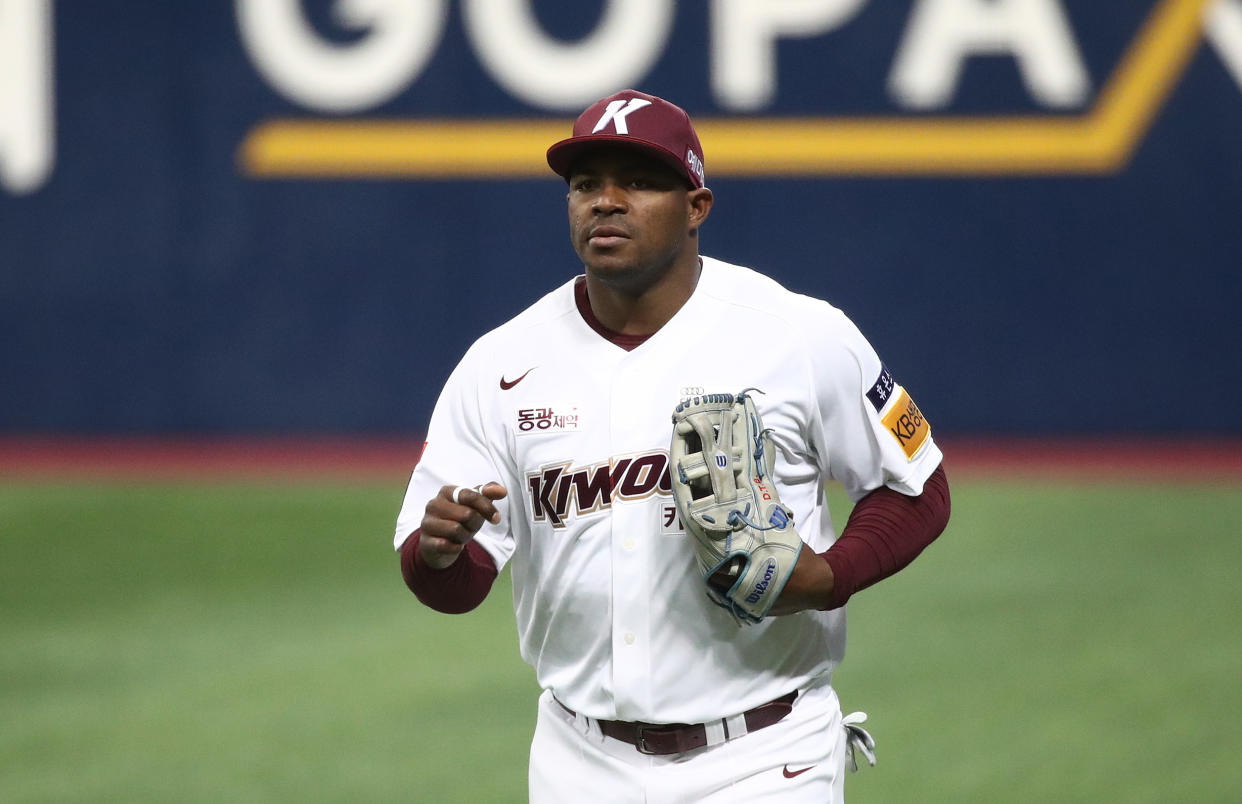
[{"left": 592, "top": 98, "right": 653, "bottom": 135}]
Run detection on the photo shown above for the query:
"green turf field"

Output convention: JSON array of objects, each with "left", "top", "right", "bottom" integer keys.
[{"left": 3, "top": 478, "right": 1240, "bottom": 802}]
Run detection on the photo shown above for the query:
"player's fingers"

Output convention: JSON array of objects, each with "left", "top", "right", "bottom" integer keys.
[
  {"left": 477, "top": 482, "right": 507, "bottom": 523},
  {"left": 478, "top": 482, "right": 509, "bottom": 501},
  {"left": 452, "top": 484, "right": 506, "bottom": 525},
  {"left": 419, "top": 531, "right": 465, "bottom": 557},
  {"left": 437, "top": 508, "right": 487, "bottom": 539},
  {"left": 422, "top": 487, "right": 482, "bottom": 543},
  {"left": 419, "top": 512, "right": 473, "bottom": 546},
  {"left": 426, "top": 484, "right": 502, "bottom": 530},
  {"left": 416, "top": 530, "right": 470, "bottom": 570}
]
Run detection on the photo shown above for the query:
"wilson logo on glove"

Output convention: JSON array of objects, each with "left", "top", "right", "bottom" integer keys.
[{"left": 745, "top": 559, "right": 779, "bottom": 605}]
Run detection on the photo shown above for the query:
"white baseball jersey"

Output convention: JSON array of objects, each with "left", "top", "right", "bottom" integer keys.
[{"left": 394, "top": 256, "right": 942, "bottom": 725}]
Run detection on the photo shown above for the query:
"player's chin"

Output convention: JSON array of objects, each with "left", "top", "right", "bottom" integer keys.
[
  {"left": 580, "top": 246, "right": 637, "bottom": 275},
  {"left": 584, "top": 259, "right": 647, "bottom": 286}
]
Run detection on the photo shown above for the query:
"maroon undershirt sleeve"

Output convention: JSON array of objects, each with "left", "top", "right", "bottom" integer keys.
[
  {"left": 819, "top": 462, "right": 951, "bottom": 610},
  {"left": 399, "top": 530, "right": 499, "bottom": 614}
]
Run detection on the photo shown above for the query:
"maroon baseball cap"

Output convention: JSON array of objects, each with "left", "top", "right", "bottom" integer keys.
[{"left": 547, "top": 89, "right": 706, "bottom": 188}]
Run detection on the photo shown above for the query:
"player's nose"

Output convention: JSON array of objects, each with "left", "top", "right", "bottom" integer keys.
[{"left": 591, "top": 181, "right": 628, "bottom": 214}]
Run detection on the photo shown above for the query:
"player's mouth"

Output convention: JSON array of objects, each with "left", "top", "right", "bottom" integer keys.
[{"left": 587, "top": 225, "right": 630, "bottom": 248}]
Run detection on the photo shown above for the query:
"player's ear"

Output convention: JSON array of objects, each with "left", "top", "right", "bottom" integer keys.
[{"left": 687, "top": 187, "right": 713, "bottom": 230}]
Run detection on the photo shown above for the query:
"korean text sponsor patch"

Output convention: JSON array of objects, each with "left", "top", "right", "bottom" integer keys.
[
  {"left": 866, "top": 364, "right": 896, "bottom": 412},
  {"left": 515, "top": 405, "right": 580, "bottom": 435}
]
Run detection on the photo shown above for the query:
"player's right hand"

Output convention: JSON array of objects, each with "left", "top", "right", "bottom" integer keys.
[{"left": 418, "top": 483, "right": 508, "bottom": 569}]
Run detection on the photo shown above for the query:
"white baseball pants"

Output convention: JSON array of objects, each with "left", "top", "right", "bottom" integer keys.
[{"left": 528, "top": 683, "right": 849, "bottom": 803}]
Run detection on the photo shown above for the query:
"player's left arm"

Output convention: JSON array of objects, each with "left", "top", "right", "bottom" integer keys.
[
  {"left": 769, "top": 462, "right": 950, "bottom": 614},
  {"left": 769, "top": 303, "right": 951, "bottom": 614}
]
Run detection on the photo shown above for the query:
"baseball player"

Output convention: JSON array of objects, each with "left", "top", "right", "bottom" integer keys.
[{"left": 395, "top": 89, "right": 951, "bottom": 802}]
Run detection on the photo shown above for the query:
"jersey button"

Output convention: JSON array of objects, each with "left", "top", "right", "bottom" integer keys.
[
  {"left": 622, "top": 537, "right": 636, "bottom": 551},
  {"left": 624, "top": 632, "right": 636, "bottom": 645}
]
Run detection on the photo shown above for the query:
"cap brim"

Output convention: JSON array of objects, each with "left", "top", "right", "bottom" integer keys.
[{"left": 546, "top": 135, "right": 698, "bottom": 188}]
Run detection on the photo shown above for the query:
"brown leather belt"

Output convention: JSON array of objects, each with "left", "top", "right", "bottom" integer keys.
[{"left": 555, "top": 691, "right": 798, "bottom": 755}]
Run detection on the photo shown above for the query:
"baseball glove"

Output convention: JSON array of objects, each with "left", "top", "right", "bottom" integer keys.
[{"left": 669, "top": 389, "right": 803, "bottom": 624}]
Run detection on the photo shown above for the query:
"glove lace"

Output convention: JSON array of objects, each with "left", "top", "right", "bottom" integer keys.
[{"left": 726, "top": 504, "right": 787, "bottom": 532}]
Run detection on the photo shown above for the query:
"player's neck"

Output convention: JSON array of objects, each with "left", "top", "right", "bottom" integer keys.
[{"left": 584, "top": 255, "right": 702, "bottom": 336}]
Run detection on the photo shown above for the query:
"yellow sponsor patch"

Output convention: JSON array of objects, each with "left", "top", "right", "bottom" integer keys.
[{"left": 881, "top": 388, "right": 931, "bottom": 460}]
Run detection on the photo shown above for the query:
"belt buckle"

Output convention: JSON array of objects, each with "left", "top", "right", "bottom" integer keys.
[{"left": 634, "top": 723, "right": 660, "bottom": 755}]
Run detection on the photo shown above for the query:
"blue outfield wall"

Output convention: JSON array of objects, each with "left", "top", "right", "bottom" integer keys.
[{"left": 2, "top": 1, "right": 1240, "bottom": 436}]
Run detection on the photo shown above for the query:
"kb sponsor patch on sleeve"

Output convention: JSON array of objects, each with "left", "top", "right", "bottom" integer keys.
[
  {"left": 868, "top": 366, "right": 931, "bottom": 460},
  {"left": 881, "top": 388, "right": 931, "bottom": 459}
]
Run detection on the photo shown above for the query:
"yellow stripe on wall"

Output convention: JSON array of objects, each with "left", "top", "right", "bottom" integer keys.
[{"left": 239, "top": 0, "right": 1208, "bottom": 180}]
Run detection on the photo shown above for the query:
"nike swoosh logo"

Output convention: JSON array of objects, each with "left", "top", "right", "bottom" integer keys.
[
  {"left": 499, "top": 367, "right": 535, "bottom": 390},
  {"left": 782, "top": 764, "right": 815, "bottom": 779}
]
